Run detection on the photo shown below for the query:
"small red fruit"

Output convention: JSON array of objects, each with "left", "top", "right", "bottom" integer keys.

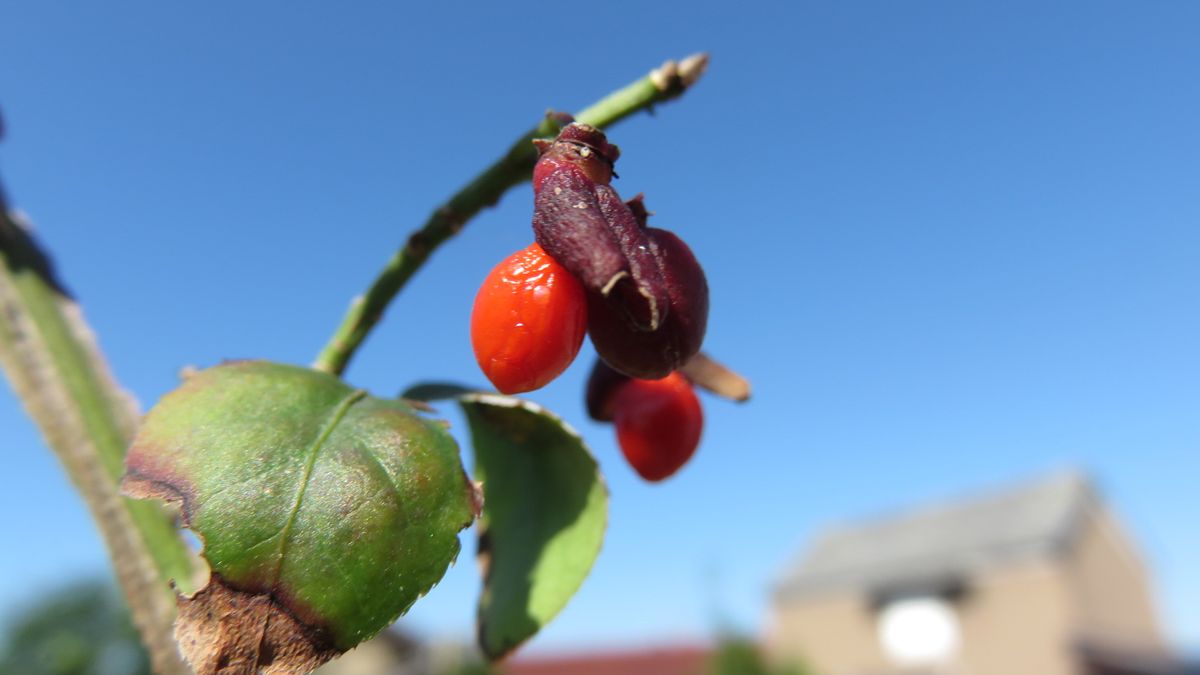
[
  {"left": 610, "top": 372, "right": 703, "bottom": 482},
  {"left": 471, "top": 242, "right": 587, "bottom": 394}
]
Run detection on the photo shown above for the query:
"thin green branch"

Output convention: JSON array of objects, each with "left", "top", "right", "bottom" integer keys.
[
  {"left": 313, "top": 54, "right": 710, "bottom": 376},
  {"left": 0, "top": 208, "right": 197, "bottom": 675}
]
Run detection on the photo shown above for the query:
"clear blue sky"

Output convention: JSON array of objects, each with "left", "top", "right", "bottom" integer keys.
[{"left": 2, "top": 0, "right": 1198, "bottom": 656}]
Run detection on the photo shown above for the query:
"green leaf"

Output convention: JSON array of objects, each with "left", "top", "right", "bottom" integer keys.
[
  {"left": 122, "top": 361, "right": 480, "bottom": 673},
  {"left": 401, "top": 381, "right": 475, "bottom": 403},
  {"left": 455, "top": 392, "right": 608, "bottom": 661}
]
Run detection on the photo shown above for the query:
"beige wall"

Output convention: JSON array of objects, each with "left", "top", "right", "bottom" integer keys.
[
  {"left": 955, "top": 559, "right": 1076, "bottom": 675},
  {"left": 1063, "top": 508, "right": 1164, "bottom": 650},
  {"left": 766, "top": 589, "right": 887, "bottom": 674},
  {"left": 768, "top": 558, "right": 1077, "bottom": 675},
  {"left": 767, "top": 504, "right": 1166, "bottom": 675}
]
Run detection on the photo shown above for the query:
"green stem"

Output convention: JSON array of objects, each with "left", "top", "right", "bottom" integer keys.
[
  {"left": 0, "top": 209, "right": 196, "bottom": 675},
  {"left": 313, "top": 54, "right": 709, "bottom": 376}
]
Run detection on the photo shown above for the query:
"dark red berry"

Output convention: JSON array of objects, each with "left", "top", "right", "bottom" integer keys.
[
  {"left": 610, "top": 372, "right": 704, "bottom": 482},
  {"left": 588, "top": 228, "right": 708, "bottom": 379},
  {"left": 470, "top": 242, "right": 587, "bottom": 394},
  {"left": 585, "top": 358, "right": 632, "bottom": 422}
]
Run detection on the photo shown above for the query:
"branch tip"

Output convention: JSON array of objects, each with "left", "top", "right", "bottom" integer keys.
[
  {"left": 651, "top": 53, "right": 710, "bottom": 96},
  {"left": 678, "top": 53, "right": 710, "bottom": 88}
]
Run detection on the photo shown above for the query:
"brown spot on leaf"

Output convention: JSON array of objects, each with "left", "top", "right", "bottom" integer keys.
[
  {"left": 122, "top": 467, "right": 197, "bottom": 527},
  {"left": 175, "top": 575, "right": 340, "bottom": 675}
]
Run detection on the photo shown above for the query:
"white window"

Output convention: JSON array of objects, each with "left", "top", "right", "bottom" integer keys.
[{"left": 876, "top": 596, "right": 962, "bottom": 667}]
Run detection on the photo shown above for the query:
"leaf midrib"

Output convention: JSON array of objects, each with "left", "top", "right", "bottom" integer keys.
[{"left": 268, "top": 387, "right": 367, "bottom": 585}]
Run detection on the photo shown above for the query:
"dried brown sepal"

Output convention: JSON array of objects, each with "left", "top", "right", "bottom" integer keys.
[
  {"left": 174, "top": 576, "right": 339, "bottom": 675},
  {"left": 624, "top": 193, "right": 651, "bottom": 227},
  {"left": 680, "top": 352, "right": 752, "bottom": 402}
]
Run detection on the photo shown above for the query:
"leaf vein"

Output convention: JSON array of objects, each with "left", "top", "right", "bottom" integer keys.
[
  {"left": 356, "top": 442, "right": 408, "bottom": 513},
  {"left": 194, "top": 464, "right": 281, "bottom": 512},
  {"left": 268, "top": 388, "right": 367, "bottom": 585}
]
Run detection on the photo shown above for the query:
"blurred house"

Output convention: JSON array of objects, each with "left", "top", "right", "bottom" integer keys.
[{"left": 767, "top": 472, "right": 1191, "bottom": 675}]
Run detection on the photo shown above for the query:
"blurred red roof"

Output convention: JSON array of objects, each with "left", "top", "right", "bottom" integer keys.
[{"left": 502, "top": 645, "right": 711, "bottom": 675}]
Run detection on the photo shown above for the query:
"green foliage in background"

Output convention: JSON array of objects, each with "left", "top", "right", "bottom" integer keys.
[
  {"left": 707, "top": 634, "right": 816, "bottom": 675},
  {"left": 0, "top": 581, "right": 149, "bottom": 675}
]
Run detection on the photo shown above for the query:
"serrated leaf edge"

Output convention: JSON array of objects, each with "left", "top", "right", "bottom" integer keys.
[{"left": 458, "top": 392, "right": 610, "bottom": 661}]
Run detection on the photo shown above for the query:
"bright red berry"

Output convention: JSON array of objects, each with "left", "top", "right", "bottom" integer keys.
[
  {"left": 610, "top": 372, "right": 703, "bottom": 482},
  {"left": 471, "top": 242, "right": 587, "bottom": 394}
]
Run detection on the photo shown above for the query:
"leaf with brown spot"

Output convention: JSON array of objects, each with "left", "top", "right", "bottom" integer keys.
[
  {"left": 123, "top": 361, "right": 479, "bottom": 674},
  {"left": 173, "top": 576, "right": 338, "bottom": 675}
]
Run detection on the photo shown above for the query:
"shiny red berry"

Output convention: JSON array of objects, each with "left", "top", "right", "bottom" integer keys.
[
  {"left": 611, "top": 372, "right": 703, "bottom": 482},
  {"left": 471, "top": 242, "right": 587, "bottom": 394}
]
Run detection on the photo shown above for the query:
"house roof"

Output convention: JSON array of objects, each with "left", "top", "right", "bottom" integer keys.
[{"left": 776, "top": 471, "right": 1097, "bottom": 600}]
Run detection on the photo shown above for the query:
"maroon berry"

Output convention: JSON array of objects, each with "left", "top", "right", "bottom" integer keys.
[
  {"left": 585, "top": 358, "right": 631, "bottom": 422},
  {"left": 588, "top": 227, "right": 708, "bottom": 379}
]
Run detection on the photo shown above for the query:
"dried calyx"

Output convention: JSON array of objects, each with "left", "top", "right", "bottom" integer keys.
[{"left": 532, "top": 123, "right": 709, "bottom": 379}]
